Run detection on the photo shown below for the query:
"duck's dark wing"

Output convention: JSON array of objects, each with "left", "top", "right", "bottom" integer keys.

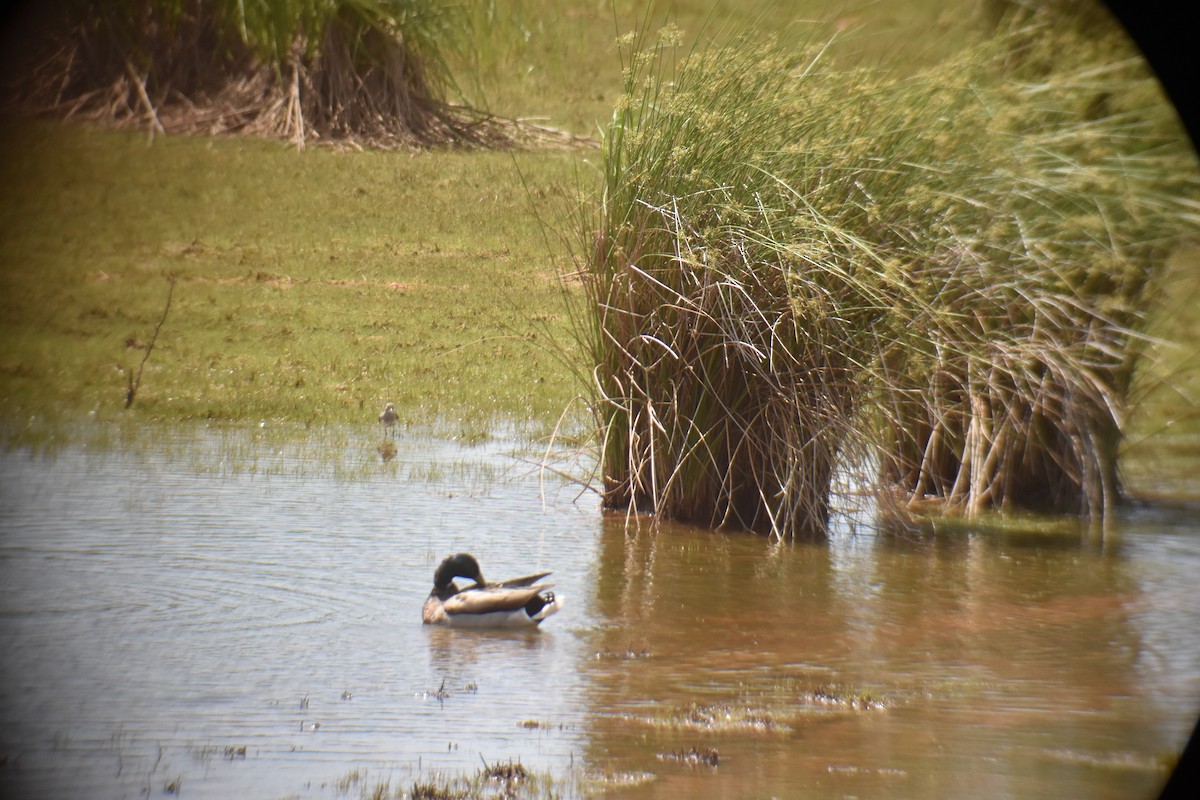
[
  {"left": 443, "top": 584, "right": 553, "bottom": 616},
  {"left": 489, "top": 571, "right": 552, "bottom": 589}
]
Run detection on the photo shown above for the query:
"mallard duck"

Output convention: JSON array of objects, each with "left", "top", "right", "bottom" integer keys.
[{"left": 422, "top": 552, "right": 562, "bottom": 628}]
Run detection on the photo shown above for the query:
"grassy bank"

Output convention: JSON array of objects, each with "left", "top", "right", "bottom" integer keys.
[
  {"left": 1124, "top": 244, "right": 1200, "bottom": 498},
  {"left": 0, "top": 120, "right": 581, "bottom": 439}
]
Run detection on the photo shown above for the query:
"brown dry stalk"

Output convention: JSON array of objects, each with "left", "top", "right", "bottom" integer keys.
[{"left": 125, "top": 275, "right": 176, "bottom": 409}]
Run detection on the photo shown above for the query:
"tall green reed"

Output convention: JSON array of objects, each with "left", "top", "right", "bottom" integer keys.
[
  {"left": 575, "top": 11, "right": 1197, "bottom": 535},
  {"left": 876, "top": 16, "right": 1197, "bottom": 518},
  {"left": 576, "top": 23, "right": 935, "bottom": 536}
]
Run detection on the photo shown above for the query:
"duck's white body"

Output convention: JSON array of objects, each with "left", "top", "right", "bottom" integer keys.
[
  {"left": 425, "top": 586, "right": 563, "bottom": 628},
  {"left": 422, "top": 553, "right": 562, "bottom": 629}
]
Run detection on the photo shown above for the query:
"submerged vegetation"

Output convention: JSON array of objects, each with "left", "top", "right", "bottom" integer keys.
[
  {"left": 576, "top": 5, "right": 1199, "bottom": 536},
  {"left": 330, "top": 760, "right": 659, "bottom": 799}
]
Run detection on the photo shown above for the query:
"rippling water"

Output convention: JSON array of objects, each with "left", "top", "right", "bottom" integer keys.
[
  {"left": 1, "top": 426, "right": 1197, "bottom": 799},
  {"left": 0, "top": 428, "right": 603, "bottom": 799}
]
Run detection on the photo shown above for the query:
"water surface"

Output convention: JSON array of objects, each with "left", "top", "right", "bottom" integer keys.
[{"left": 0, "top": 426, "right": 1196, "bottom": 799}]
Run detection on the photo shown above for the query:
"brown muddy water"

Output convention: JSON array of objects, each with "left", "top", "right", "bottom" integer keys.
[{"left": 0, "top": 426, "right": 1196, "bottom": 799}]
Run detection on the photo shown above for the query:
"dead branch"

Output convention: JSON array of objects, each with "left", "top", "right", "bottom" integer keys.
[
  {"left": 125, "top": 275, "right": 177, "bottom": 409},
  {"left": 124, "top": 60, "right": 165, "bottom": 138}
]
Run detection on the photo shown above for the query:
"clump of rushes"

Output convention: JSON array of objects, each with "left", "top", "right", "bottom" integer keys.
[
  {"left": 576, "top": 24, "right": 914, "bottom": 537},
  {"left": 877, "top": 13, "right": 1198, "bottom": 518},
  {"left": 6, "top": 0, "right": 496, "bottom": 149},
  {"left": 576, "top": 12, "right": 1197, "bottom": 536}
]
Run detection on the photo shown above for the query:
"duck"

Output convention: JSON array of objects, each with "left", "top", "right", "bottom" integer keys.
[{"left": 422, "top": 552, "right": 562, "bottom": 628}]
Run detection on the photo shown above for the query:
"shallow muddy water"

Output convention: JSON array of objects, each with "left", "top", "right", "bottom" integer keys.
[{"left": 0, "top": 426, "right": 1196, "bottom": 799}]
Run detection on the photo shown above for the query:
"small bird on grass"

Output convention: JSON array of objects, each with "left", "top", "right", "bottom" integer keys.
[{"left": 379, "top": 401, "right": 398, "bottom": 437}]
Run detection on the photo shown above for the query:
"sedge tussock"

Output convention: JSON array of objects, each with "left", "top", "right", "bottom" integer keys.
[
  {"left": 877, "top": 13, "right": 1197, "bottom": 518},
  {"left": 573, "top": 9, "right": 1198, "bottom": 537},
  {"left": 4, "top": 0, "right": 538, "bottom": 150}
]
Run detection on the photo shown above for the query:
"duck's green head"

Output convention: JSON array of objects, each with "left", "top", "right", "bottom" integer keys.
[{"left": 433, "top": 552, "right": 485, "bottom": 589}]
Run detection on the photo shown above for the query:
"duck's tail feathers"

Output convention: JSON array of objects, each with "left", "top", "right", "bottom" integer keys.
[{"left": 530, "top": 591, "right": 563, "bottom": 623}]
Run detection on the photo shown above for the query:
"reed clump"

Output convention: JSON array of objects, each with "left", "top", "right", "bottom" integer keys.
[
  {"left": 877, "top": 15, "right": 1197, "bottom": 518},
  {"left": 4, "top": 0, "right": 508, "bottom": 149},
  {"left": 577, "top": 26, "right": 915, "bottom": 537},
  {"left": 576, "top": 14, "right": 1198, "bottom": 536}
]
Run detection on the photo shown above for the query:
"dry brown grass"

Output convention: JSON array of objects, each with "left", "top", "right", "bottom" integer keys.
[{"left": 3, "top": 0, "right": 588, "bottom": 151}]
